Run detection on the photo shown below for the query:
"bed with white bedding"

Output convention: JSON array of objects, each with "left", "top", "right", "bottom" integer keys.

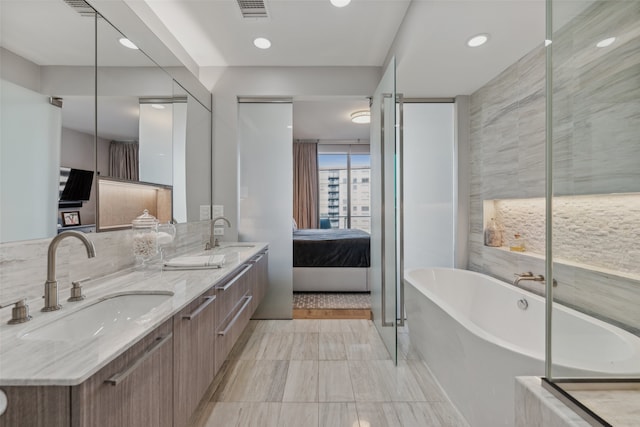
[{"left": 292, "top": 228, "right": 370, "bottom": 292}]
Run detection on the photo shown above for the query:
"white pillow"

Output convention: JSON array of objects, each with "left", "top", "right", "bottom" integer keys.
[{"left": 292, "top": 218, "right": 298, "bottom": 231}]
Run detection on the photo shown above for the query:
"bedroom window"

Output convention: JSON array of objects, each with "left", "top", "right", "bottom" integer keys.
[{"left": 318, "top": 146, "right": 370, "bottom": 232}]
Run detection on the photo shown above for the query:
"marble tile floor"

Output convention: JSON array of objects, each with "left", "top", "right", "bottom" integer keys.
[{"left": 192, "top": 319, "right": 468, "bottom": 427}]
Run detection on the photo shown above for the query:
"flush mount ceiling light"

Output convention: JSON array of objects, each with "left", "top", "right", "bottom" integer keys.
[
  {"left": 330, "top": 0, "right": 351, "bottom": 7},
  {"left": 467, "top": 34, "right": 489, "bottom": 48},
  {"left": 119, "top": 37, "right": 139, "bottom": 50},
  {"left": 596, "top": 37, "right": 616, "bottom": 48},
  {"left": 351, "top": 110, "right": 370, "bottom": 124},
  {"left": 253, "top": 37, "right": 271, "bottom": 49}
]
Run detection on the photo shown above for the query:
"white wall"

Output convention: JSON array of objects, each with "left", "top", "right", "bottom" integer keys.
[
  {"left": 184, "top": 96, "right": 211, "bottom": 223},
  {"left": 139, "top": 103, "right": 173, "bottom": 186},
  {"left": 209, "top": 66, "right": 381, "bottom": 240},
  {"left": 403, "top": 103, "right": 455, "bottom": 270},
  {"left": 238, "top": 103, "right": 293, "bottom": 319},
  {"left": 172, "top": 102, "right": 187, "bottom": 223},
  {"left": 1, "top": 79, "right": 61, "bottom": 242}
]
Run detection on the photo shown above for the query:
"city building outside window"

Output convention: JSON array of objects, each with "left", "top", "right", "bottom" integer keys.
[{"left": 318, "top": 150, "right": 371, "bottom": 232}]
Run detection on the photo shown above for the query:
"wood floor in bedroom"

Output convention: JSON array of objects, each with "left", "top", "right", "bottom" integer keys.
[
  {"left": 190, "top": 319, "right": 469, "bottom": 427},
  {"left": 292, "top": 292, "right": 372, "bottom": 320}
]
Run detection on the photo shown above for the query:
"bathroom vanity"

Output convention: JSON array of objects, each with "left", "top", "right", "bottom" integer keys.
[{"left": 0, "top": 244, "right": 269, "bottom": 427}]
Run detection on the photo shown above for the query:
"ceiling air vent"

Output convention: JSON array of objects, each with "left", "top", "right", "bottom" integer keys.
[
  {"left": 236, "top": 0, "right": 269, "bottom": 19},
  {"left": 63, "top": 0, "right": 96, "bottom": 17}
]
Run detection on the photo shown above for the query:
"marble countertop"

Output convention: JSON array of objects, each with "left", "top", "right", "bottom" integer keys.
[{"left": 0, "top": 243, "right": 268, "bottom": 386}]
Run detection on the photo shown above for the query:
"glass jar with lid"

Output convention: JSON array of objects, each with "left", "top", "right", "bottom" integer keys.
[{"left": 132, "top": 209, "right": 159, "bottom": 265}]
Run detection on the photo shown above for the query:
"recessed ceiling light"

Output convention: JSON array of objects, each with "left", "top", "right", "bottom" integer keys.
[
  {"left": 351, "top": 110, "right": 370, "bottom": 124},
  {"left": 151, "top": 104, "right": 166, "bottom": 110},
  {"left": 467, "top": 34, "right": 489, "bottom": 48},
  {"left": 596, "top": 37, "right": 616, "bottom": 48},
  {"left": 119, "top": 37, "right": 139, "bottom": 50},
  {"left": 253, "top": 37, "right": 271, "bottom": 49},
  {"left": 330, "top": 0, "right": 351, "bottom": 7}
]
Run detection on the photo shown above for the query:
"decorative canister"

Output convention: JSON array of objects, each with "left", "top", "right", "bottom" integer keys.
[
  {"left": 157, "top": 221, "right": 176, "bottom": 260},
  {"left": 132, "top": 209, "right": 159, "bottom": 265}
]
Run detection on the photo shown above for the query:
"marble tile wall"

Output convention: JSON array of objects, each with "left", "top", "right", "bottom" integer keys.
[
  {"left": 0, "top": 221, "right": 211, "bottom": 309},
  {"left": 468, "top": 0, "right": 640, "bottom": 333},
  {"left": 515, "top": 377, "right": 591, "bottom": 427}
]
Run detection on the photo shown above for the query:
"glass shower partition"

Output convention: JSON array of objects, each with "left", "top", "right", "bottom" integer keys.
[
  {"left": 544, "top": 0, "right": 640, "bottom": 424},
  {"left": 370, "top": 58, "right": 398, "bottom": 362}
]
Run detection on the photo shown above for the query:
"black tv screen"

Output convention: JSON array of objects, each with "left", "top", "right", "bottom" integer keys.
[{"left": 59, "top": 168, "right": 94, "bottom": 201}]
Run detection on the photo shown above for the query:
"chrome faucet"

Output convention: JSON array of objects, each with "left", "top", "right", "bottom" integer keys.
[
  {"left": 513, "top": 272, "right": 554, "bottom": 287},
  {"left": 43, "top": 231, "right": 96, "bottom": 312},
  {"left": 205, "top": 216, "right": 231, "bottom": 250}
]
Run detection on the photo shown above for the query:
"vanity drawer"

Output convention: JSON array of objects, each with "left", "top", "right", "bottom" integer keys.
[
  {"left": 215, "top": 290, "right": 253, "bottom": 372},
  {"left": 215, "top": 264, "right": 252, "bottom": 327}
]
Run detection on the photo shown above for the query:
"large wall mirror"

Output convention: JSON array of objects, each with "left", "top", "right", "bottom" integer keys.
[{"left": 0, "top": 0, "right": 212, "bottom": 243}]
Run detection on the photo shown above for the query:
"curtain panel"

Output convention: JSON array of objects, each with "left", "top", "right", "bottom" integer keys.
[
  {"left": 109, "top": 140, "right": 139, "bottom": 181},
  {"left": 293, "top": 142, "right": 319, "bottom": 229}
]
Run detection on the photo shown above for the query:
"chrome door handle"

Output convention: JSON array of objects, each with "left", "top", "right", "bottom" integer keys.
[
  {"left": 182, "top": 295, "right": 216, "bottom": 320},
  {"left": 105, "top": 333, "right": 173, "bottom": 386},
  {"left": 216, "top": 265, "right": 252, "bottom": 291},
  {"left": 397, "top": 93, "right": 405, "bottom": 327},
  {"left": 218, "top": 295, "right": 252, "bottom": 336}
]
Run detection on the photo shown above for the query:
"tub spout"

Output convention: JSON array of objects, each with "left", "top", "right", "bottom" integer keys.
[
  {"left": 513, "top": 272, "right": 557, "bottom": 287},
  {"left": 513, "top": 272, "right": 544, "bottom": 287}
]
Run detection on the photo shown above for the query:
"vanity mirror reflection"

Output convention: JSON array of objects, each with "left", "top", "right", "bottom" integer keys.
[{"left": 0, "top": 0, "right": 212, "bottom": 243}]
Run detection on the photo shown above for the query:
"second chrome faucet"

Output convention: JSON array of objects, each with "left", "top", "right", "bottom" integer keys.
[{"left": 205, "top": 216, "right": 231, "bottom": 250}]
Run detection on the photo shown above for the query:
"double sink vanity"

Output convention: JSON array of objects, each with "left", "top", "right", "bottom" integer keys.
[{"left": 0, "top": 241, "right": 269, "bottom": 427}]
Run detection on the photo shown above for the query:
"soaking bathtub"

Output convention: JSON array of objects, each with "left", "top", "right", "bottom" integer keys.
[{"left": 404, "top": 268, "right": 640, "bottom": 427}]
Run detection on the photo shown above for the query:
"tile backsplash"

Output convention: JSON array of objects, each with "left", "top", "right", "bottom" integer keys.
[{"left": 0, "top": 221, "right": 210, "bottom": 309}]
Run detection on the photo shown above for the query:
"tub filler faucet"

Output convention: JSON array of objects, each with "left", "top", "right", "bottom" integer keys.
[{"left": 513, "top": 272, "right": 557, "bottom": 287}]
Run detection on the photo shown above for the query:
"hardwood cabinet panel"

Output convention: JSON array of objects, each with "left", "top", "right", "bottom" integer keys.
[
  {"left": 0, "top": 386, "right": 70, "bottom": 427},
  {"left": 173, "top": 288, "right": 217, "bottom": 427},
  {"left": 71, "top": 320, "right": 173, "bottom": 427}
]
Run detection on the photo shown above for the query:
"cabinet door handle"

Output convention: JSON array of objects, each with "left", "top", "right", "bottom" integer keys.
[
  {"left": 105, "top": 333, "right": 173, "bottom": 386},
  {"left": 182, "top": 295, "right": 216, "bottom": 320},
  {"left": 216, "top": 265, "right": 252, "bottom": 291},
  {"left": 251, "top": 254, "right": 264, "bottom": 264},
  {"left": 218, "top": 295, "right": 252, "bottom": 336}
]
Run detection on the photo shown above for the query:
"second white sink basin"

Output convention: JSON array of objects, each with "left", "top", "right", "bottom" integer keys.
[
  {"left": 19, "top": 291, "right": 173, "bottom": 343},
  {"left": 213, "top": 244, "right": 255, "bottom": 254}
]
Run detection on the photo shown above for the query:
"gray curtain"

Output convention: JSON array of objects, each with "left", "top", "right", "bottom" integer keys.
[
  {"left": 109, "top": 140, "right": 139, "bottom": 181},
  {"left": 293, "top": 142, "right": 319, "bottom": 229}
]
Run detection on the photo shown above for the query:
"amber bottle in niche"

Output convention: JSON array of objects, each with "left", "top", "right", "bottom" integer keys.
[
  {"left": 484, "top": 218, "right": 503, "bottom": 247},
  {"left": 509, "top": 233, "right": 526, "bottom": 252}
]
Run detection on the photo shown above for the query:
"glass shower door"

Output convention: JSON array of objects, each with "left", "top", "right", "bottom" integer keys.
[{"left": 370, "top": 58, "right": 397, "bottom": 362}]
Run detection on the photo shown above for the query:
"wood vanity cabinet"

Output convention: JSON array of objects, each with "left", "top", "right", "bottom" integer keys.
[
  {"left": 70, "top": 319, "right": 174, "bottom": 427},
  {"left": 0, "top": 248, "right": 269, "bottom": 427},
  {"left": 172, "top": 288, "right": 217, "bottom": 427},
  {"left": 214, "top": 264, "right": 254, "bottom": 373},
  {"left": 0, "top": 386, "right": 70, "bottom": 427},
  {"left": 248, "top": 250, "right": 268, "bottom": 314}
]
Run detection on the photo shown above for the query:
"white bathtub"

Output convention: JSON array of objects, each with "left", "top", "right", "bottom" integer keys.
[{"left": 404, "top": 268, "right": 640, "bottom": 427}]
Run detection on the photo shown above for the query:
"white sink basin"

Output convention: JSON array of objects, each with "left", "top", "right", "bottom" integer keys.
[
  {"left": 213, "top": 244, "right": 255, "bottom": 254},
  {"left": 19, "top": 291, "right": 173, "bottom": 343}
]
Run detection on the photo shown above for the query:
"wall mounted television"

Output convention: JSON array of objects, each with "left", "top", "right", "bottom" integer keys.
[{"left": 59, "top": 167, "right": 94, "bottom": 208}]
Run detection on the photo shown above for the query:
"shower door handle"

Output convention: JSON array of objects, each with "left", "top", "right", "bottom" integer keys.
[
  {"left": 380, "top": 93, "right": 394, "bottom": 328},
  {"left": 397, "top": 93, "right": 405, "bottom": 327}
]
